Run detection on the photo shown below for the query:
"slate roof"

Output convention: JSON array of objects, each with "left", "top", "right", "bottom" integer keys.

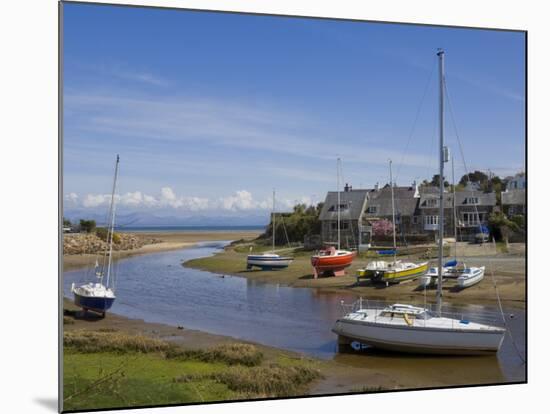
[
  {"left": 418, "top": 186, "right": 496, "bottom": 208},
  {"left": 318, "top": 190, "right": 369, "bottom": 221},
  {"left": 502, "top": 189, "right": 526, "bottom": 206},
  {"left": 364, "top": 185, "right": 419, "bottom": 217}
]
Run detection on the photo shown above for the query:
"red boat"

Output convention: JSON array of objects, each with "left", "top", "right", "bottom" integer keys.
[{"left": 311, "top": 246, "right": 356, "bottom": 278}]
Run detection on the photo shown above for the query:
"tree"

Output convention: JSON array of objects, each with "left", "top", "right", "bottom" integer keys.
[
  {"left": 372, "top": 219, "right": 394, "bottom": 237},
  {"left": 430, "top": 174, "right": 449, "bottom": 188},
  {"left": 79, "top": 219, "right": 96, "bottom": 233},
  {"left": 509, "top": 214, "right": 525, "bottom": 230},
  {"left": 261, "top": 203, "right": 322, "bottom": 245},
  {"left": 488, "top": 212, "right": 519, "bottom": 241},
  {"left": 293, "top": 203, "right": 306, "bottom": 215},
  {"left": 459, "top": 170, "right": 489, "bottom": 187},
  {"left": 63, "top": 217, "right": 71, "bottom": 227}
]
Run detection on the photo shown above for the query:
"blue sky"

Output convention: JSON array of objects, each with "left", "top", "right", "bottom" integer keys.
[{"left": 63, "top": 3, "right": 525, "bottom": 222}]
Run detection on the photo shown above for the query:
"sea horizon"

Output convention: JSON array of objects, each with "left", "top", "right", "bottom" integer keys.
[{"left": 116, "top": 225, "right": 266, "bottom": 233}]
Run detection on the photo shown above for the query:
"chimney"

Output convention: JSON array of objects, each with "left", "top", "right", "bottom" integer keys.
[
  {"left": 344, "top": 183, "right": 350, "bottom": 192},
  {"left": 374, "top": 182, "right": 379, "bottom": 191}
]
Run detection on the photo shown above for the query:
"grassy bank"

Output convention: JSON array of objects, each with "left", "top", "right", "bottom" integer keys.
[
  {"left": 63, "top": 330, "right": 322, "bottom": 411},
  {"left": 184, "top": 242, "right": 525, "bottom": 308}
]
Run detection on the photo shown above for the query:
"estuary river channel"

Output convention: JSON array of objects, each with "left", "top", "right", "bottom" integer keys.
[{"left": 63, "top": 241, "right": 526, "bottom": 386}]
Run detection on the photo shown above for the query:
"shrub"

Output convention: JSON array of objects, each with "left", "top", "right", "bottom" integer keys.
[
  {"left": 79, "top": 219, "right": 96, "bottom": 233},
  {"left": 95, "top": 227, "right": 121, "bottom": 244},
  {"left": 166, "top": 343, "right": 263, "bottom": 366},
  {"left": 212, "top": 364, "right": 321, "bottom": 397},
  {"left": 175, "top": 364, "right": 322, "bottom": 398},
  {"left": 64, "top": 331, "right": 170, "bottom": 354}
]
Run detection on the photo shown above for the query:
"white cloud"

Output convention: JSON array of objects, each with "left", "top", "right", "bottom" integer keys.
[
  {"left": 82, "top": 193, "right": 110, "bottom": 208},
  {"left": 68, "top": 187, "right": 276, "bottom": 213},
  {"left": 64, "top": 192, "right": 79, "bottom": 206},
  {"left": 218, "top": 190, "right": 264, "bottom": 212},
  {"left": 120, "top": 191, "right": 144, "bottom": 206}
]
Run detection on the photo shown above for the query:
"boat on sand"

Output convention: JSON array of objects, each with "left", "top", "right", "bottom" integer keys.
[{"left": 247, "top": 190, "right": 293, "bottom": 270}]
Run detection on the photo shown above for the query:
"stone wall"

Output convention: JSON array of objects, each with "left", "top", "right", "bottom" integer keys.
[{"left": 63, "top": 233, "right": 162, "bottom": 255}]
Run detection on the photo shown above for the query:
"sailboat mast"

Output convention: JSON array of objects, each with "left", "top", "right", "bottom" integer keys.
[
  {"left": 337, "top": 158, "right": 341, "bottom": 250},
  {"left": 452, "top": 156, "right": 457, "bottom": 259},
  {"left": 272, "top": 189, "right": 276, "bottom": 253},
  {"left": 105, "top": 155, "right": 120, "bottom": 290},
  {"left": 389, "top": 159, "right": 397, "bottom": 262},
  {"left": 436, "top": 49, "right": 445, "bottom": 315}
]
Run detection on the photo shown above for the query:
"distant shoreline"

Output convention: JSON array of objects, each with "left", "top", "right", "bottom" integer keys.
[
  {"left": 63, "top": 229, "right": 262, "bottom": 271},
  {"left": 115, "top": 225, "right": 266, "bottom": 233}
]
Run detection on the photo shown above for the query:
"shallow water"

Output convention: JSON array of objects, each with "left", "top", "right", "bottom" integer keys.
[{"left": 63, "top": 242, "right": 525, "bottom": 384}]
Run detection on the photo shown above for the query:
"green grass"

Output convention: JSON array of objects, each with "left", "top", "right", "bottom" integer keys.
[
  {"left": 63, "top": 352, "right": 231, "bottom": 410},
  {"left": 63, "top": 331, "right": 321, "bottom": 411}
]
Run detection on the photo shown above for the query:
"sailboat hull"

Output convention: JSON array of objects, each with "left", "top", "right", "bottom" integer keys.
[
  {"left": 456, "top": 266, "right": 485, "bottom": 288},
  {"left": 371, "top": 262, "right": 429, "bottom": 283},
  {"left": 246, "top": 255, "right": 293, "bottom": 270},
  {"left": 74, "top": 292, "right": 116, "bottom": 313},
  {"left": 333, "top": 318, "right": 505, "bottom": 355},
  {"left": 311, "top": 251, "right": 356, "bottom": 276}
]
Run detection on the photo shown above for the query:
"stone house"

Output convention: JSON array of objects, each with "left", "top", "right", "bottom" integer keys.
[
  {"left": 502, "top": 188, "right": 526, "bottom": 217},
  {"left": 419, "top": 187, "right": 496, "bottom": 241},
  {"left": 318, "top": 186, "right": 369, "bottom": 249},
  {"left": 318, "top": 182, "right": 498, "bottom": 245},
  {"left": 363, "top": 184, "right": 422, "bottom": 239}
]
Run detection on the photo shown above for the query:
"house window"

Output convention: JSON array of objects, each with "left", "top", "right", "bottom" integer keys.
[
  {"left": 328, "top": 204, "right": 349, "bottom": 212},
  {"left": 330, "top": 222, "right": 350, "bottom": 230},
  {"left": 462, "top": 212, "right": 483, "bottom": 225},
  {"left": 366, "top": 205, "right": 377, "bottom": 214},
  {"left": 424, "top": 215, "right": 439, "bottom": 225},
  {"left": 412, "top": 216, "right": 419, "bottom": 224},
  {"left": 466, "top": 197, "right": 479, "bottom": 205},
  {"left": 425, "top": 198, "right": 438, "bottom": 207}
]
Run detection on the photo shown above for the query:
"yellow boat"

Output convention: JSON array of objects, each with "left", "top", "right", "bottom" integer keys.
[{"left": 357, "top": 260, "right": 428, "bottom": 284}]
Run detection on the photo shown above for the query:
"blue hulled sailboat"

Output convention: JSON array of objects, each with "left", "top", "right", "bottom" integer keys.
[{"left": 71, "top": 155, "right": 120, "bottom": 317}]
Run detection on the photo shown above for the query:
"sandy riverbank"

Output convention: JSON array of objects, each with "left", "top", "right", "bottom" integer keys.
[
  {"left": 63, "top": 230, "right": 262, "bottom": 271},
  {"left": 184, "top": 244, "right": 526, "bottom": 309}
]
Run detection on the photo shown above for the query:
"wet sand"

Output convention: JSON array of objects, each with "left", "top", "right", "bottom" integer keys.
[
  {"left": 185, "top": 246, "right": 526, "bottom": 309},
  {"left": 63, "top": 230, "right": 261, "bottom": 271}
]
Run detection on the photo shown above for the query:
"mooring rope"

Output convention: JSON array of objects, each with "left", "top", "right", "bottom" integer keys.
[{"left": 488, "top": 260, "right": 526, "bottom": 363}]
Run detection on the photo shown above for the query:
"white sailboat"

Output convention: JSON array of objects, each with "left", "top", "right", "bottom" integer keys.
[
  {"left": 357, "top": 160, "right": 428, "bottom": 285},
  {"left": 246, "top": 190, "right": 294, "bottom": 270},
  {"left": 71, "top": 155, "right": 119, "bottom": 317},
  {"left": 332, "top": 50, "right": 505, "bottom": 354}
]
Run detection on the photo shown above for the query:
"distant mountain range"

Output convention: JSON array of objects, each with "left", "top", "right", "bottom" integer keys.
[{"left": 63, "top": 209, "right": 270, "bottom": 227}]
